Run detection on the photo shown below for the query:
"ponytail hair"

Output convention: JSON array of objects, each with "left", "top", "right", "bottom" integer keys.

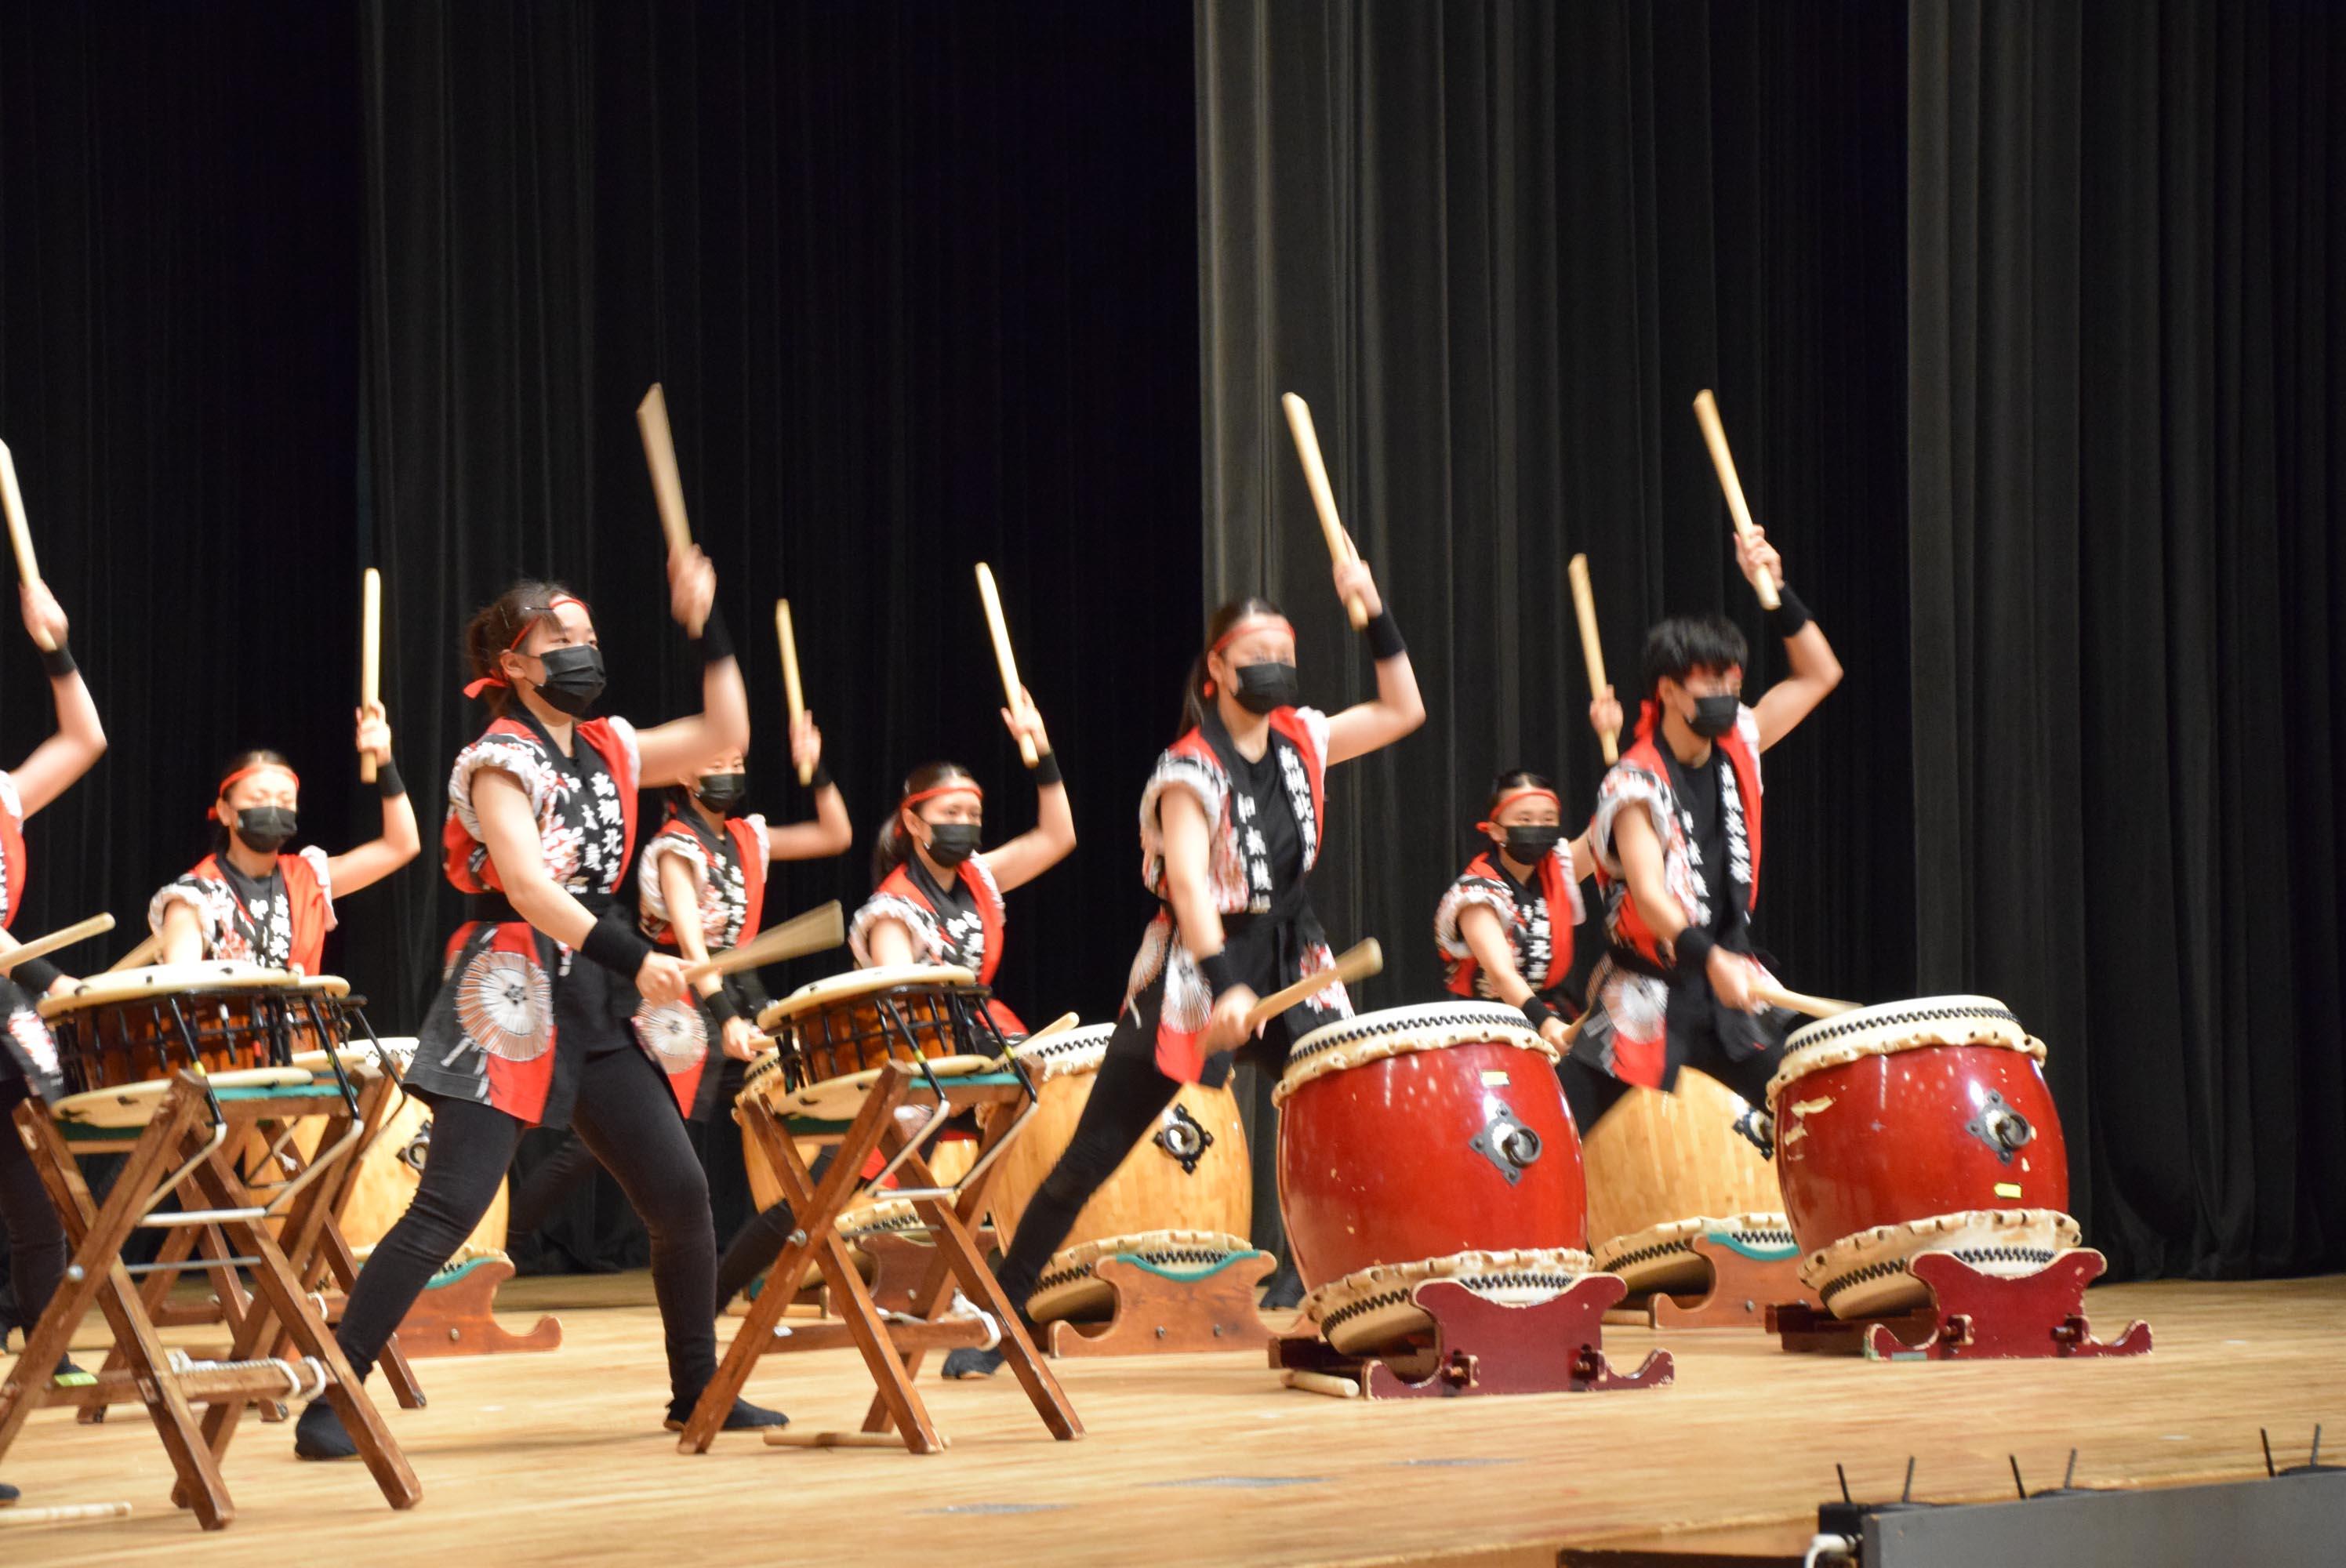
[
  {"left": 871, "top": 761, "right": 979, "bottom": 885},
  {"left": 1177, "top": 596, "right": 1287, "bottom": 738},
  {"left": 211, "top": 747, "right": 295, "bottom": 855},
  {"left": 463, "top": 579, "right": 578, "bottom": 714}
]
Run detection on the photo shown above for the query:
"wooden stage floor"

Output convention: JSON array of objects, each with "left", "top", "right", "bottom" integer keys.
[{"left": 4, "top": 1273, "right": 2340, "bottom": 1566}]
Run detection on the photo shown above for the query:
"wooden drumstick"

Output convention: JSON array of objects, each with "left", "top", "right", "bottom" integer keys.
[
  {"left": 681, "top": 900, "right": 845, "bottom": 984},
  {"left": 1000, "top": 1011, "right": 1081, "bottom": 1060},
  {"left": 1690, "top": 390, "right": 1780, "bottom": 611},
  {"left": 1749, "top": 976, "right": 1860, "bottom": 1020},
  {"left": 1244, "top": 938, "right": 1382, "bottom": 1031},
  {"left": 775, "top": 599, "right": 812, "bottom": 786},
  {"left": 0, "top": 440, "right": 56, "bottom": 652},
  {"left": 359, "top": 568, "right": 382, "bottom": 785},
  {"left": 1567, "top": 554, "right": 1618, "bottom": 766},
  {"left": 105, "top": 935, "right": 162, "bottom": 974},
  {"left": 0, "top": 1501, "right": 134, "bottom": 1527},
  {"left": 634, "top": 383, "right": 693, "bottom": 559},
  {"left": 0, "top": 913, "right": 116, "bottom": 975},
  {"left": 1280, "top": 393, "right": 1369, "bottom": 630},
  {"left": 766, "top": 1428, "right": 941, "bottom": 1450},
  {"left": 974, "top": 562, "right": 1039, "bottom": 768}
]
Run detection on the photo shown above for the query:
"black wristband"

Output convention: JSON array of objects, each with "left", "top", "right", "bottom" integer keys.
[
  {"left": 808, "top": 761, "right": 834, "bottom": 792},
  {"left": 1767, "top": 584, "right": 1812, "bottom": 641},
  {"left": 1671, "top": 924, "right": 1716, "bottom": 978},
  {"left": 700, "top": 985, "right": 743, "bottom": 1028},
  {"left": 1197, "top": 949, "right": 1243, "bottom": 1000},
  {"left": 580, "top": 913, "right": 656, "bottom": 981},
  {"left": 375, "top": 757, "right": 407, "bottom": 798},
  {"left": 13, "top": 956, "right": 62, "bottom": 996},
  {"left": 1030, "top": 750, "right": 1062, "bottom": 786},
  {"left": 690, "top": 603, "right": 735, "bottom": 666},
  {"left": 40, "top": 642, "right": 75, "bottom": 680},
  {"left": 1520, "top": 996, "right": 1557, "bottom": 1033},
  {"left": 1364, "top": 608, "right": 1407, "bottom": 661}
]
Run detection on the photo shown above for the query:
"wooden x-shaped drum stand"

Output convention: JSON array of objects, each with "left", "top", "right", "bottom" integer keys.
[
  {"left": 0, "top": 1074, "right": 418, "bottom": 1529},
  {"left": 678, "top": 1060, "right": 1083, "bottom": 1455}
]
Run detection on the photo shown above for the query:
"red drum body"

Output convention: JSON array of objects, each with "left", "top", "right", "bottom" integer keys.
[
  {"left": 1770, "top": 996, "right": 2079, "bottom": 1318},
  {"left": 1276, "top": 1003, "right": 1589, "bottom": 1353}
]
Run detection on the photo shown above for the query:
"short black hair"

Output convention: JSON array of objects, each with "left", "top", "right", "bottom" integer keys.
[{"left": 1642, "top": 615, "right": 1748, "bottom": 698}]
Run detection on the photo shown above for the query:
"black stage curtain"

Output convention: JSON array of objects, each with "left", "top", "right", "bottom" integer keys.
[
  {"left": 1198, "top": 1, "right": 1912, "bottom": 1251},
  {"left": 363, "top": 2, "right": 1200, "bottom": 1258},
  {"left": 0, "top": 7, "right": 368, "bottom": 991},
  {"left": 1909, "top": 0, "right": 2346, "bottom": 1277}
]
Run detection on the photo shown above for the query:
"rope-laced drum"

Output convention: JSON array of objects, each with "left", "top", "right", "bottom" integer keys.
[
  {"left": 987, "top": 1025, "right": 1255, "bottom": 1323},
  {"left": 1276, "top": 1002, "right": 1590, "bottom": 1355},
  {"left": 1769, "top": 995, "right": 2076, "bottom": 1319},
  {"left": 1583, "top": 1068, "right": 1792, "bottom": 1298}
]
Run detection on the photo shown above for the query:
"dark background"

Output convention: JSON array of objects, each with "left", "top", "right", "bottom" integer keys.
[{"left": 2, "top": 0, "right": 2340, "bottom": 1282}]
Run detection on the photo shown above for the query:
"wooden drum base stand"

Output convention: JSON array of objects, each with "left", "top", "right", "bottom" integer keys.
[
  {"left": 1767, "top": 1249, "right": 2153, "bottom": 1362},
  {"left": 1607, "top": 1235, "right": 1822, "bottom": 1331},
  {"left": 1271, "top": 1275, "right": 1674, "bottom": 1401},
  {"left": 1046, "top": 1250, "right": 1275, "bottom": 1359}
]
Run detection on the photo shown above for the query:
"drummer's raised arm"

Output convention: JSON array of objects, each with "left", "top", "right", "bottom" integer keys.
[{"left": 634, "top": 549, "right": 750, "bottom": 786}]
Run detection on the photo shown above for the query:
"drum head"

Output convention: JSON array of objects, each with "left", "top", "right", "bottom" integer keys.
[
  {"left": 1276, "top": 1001, "right": 1548, "bottom": 1103},
  {"left": 756, "top": 964, "right": 978, "bottom": 1030},
  {"left": 38, "top": 962, "right": 344, "bottom": 1019},
  {"left": 1006, "top": 1022, "right": 1116, "bottom": 1083},
  {"left": 1770, "top": 995, "right": 2032, "bottom": 1108}
]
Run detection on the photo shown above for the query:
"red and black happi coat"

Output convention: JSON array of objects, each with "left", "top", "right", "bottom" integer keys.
[
  {"left": 1578, "top": 701, "right": 1776, "bottom": 1089},
  {"left": 0, "top": 771, "right": 62, "bottom": 1098},
  {"left": 402, "top": 712, "right": 658, "bottom": 1124},
  {"left": 1434, "top": 844, "right": 1582, "bottom": 1004},
  {"left": 631, "top": 808, "right": 772, "bottom": 1116},
  {"left": 1125, "top": 705, "right": 1349, "bottom": 1083},
  {"left": 148, "top": 848, "right": 336, "bottom": 975},
  {"left": 849, "top": 855, "right": 1023, "bottom": 1036}
]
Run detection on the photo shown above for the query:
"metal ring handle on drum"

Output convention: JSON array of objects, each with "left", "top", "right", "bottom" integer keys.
[
  {"left": 1152, "top": 1103, "right": 1214, "bottom": 1175},
  {"left": 1964, "top": 1091, "right": 2036, "bottom": 1165}
]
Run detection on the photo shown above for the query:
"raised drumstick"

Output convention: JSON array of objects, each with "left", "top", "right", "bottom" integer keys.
[
  {"left": 0, "top": 440, "right": 57, "bottom": 652},
  {"left": 359, "top": 568, "right": 382, "bottom": 784},
  {"left": 1244, "top": 939, "right": 1382, "bottom": 1031},
  {"left": 635, "top": 383, "right": 693, "bottom": 559},
  {"left": 1280, "top": 394, "right": 1370, "bottom": 630},
  {"left": 681, "top": 900, "right": 845, "bottom": 985},
  {"left": 1690, "top": 390, "right": 1781, "bottom": 611},
  {"left": 974, "top": 563, "right": 1039, "bottom": 768},
  {"left": 0, "top": 913, "right": 116, "bottom": 975},
  {"left": 1567, "top": 554, "right": 1618, "bottom": 766},
  {"left": 775, "top": 600, "right": 812, "bottom": 786}
]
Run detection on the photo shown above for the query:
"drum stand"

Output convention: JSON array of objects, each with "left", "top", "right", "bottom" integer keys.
[
  {"left": 1767, "top": 1249, "right": 2153, "bottom": 1362},
  {"left": 0, "top": 1075, "right": 419, "bottom": 1530},
  {"left": 1042, "top": 1249, "right": 1276, "bottom": 1359},
  {"left": 679, "top": 1058, "right": 1084, "bottom": 1455},
  {"left": 1271, "top": 1274, "right": 1674, "bottom": 1401},
  {"left": 1605, "top": 1232, "right": 1822, "bottom": 1332}
]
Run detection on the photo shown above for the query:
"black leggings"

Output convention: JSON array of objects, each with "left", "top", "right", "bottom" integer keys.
[
  {"left": 0, "top": 1083, "right": 66, "bottom": 1339},
  {"left": 338, "top": 1046, "right": 718, "bottom": 1406}
]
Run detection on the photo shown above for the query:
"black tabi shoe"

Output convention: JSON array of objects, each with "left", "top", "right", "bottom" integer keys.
[
  {"left": 666, "top": 1396, "right": 787, "bottom": 1433},
  {"left": 1, "top": 1479, "right": 19, "bottom": 1506},
  {"left": 941, "top": 1345, "right": 1008, "bottom": 1381},
  {"left": 293, "top": 1399, "right": 359, "bottom": 1461}
]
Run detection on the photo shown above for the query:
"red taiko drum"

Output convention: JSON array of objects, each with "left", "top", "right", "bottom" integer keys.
[
  {"left": 1275, "top": 1003, "right": 1589, "bottom": 1353},
  {"left": 1769, "top": 995, "right": 2079, "bottom": 1319}
]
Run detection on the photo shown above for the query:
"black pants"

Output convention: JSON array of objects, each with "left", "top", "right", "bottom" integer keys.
[
  {"left": 0, "top": 1081, "right": 66, "bottom": 1343},
  {"left": 338, "top": 1044, "right": 718, "bottom": 1407},
  {"left": 1560, "top": 1023, "right": 1786, "bottom": 1136}
]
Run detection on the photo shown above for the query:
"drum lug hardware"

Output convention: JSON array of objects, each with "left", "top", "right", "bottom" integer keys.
[
  {"left": 1964, "top": 1091, "right": 2033, "bottom": 1164},
  {"left": 1469, "top": 1106, "right": 1542, "bottom": 1184},
  {"left": 1153, "top": 1103, "right": 1214, "bottom": 1174}
]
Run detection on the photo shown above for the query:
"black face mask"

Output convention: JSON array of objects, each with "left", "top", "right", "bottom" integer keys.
[
  {"left": 1501, "top": 825, "right": 1565, "bottom": 863},
  {"left": 529, "top": 644, "right": 607, "bottom": 717},
  {"left": 1688, "top": 694, "right": 1740, "bottom": 739},
  {"left": 694, "top": 773, "right": 748, "bottom": 812},
  {"left": 923, "top": 822, "right": 982, "bottom": 867},
  {"left": 1231, "top": 660, "right": 1301, "bottom": 715},
  {"left": 233, "top": 806, "right": 299, "bottom": 855}
]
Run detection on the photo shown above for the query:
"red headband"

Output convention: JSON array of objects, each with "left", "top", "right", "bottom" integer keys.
[
  {"left": 1476, "top": 785, "right": 1560, "bottom": 834},
  {"left": 215, "top": 762, "right": 299, "bottom": 819},
  {"left": 900, "top": 780, "right": 982, "bottom": 815},
  {"left": 463, "top": 593, "right": 591, "bottom": 698},
  {"left": 1210, "top": 614, "right": 1295, "bottom": 655}
]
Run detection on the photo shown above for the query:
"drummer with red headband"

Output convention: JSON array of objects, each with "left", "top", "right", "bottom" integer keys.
[
  {"left": 149, "top": 708, "right": 419, "bottom": 973},
  {"left": 848, "top": 695, "right": 1073, "bottom": 1036},
  {"left": 1566, "top": 526, "right": 1842, "bottom": 1150}
]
